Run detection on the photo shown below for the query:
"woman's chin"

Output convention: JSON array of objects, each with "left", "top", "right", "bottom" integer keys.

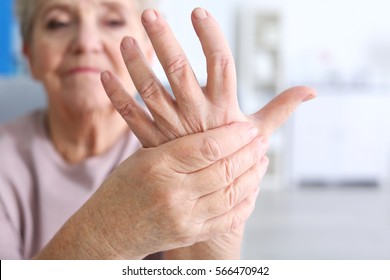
[{"left": 58, "top": 88, "right": 114, "bottom": 115}]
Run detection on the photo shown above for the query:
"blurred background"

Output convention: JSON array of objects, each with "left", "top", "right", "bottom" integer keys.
[{"left": 1, "top": 0, "right": 390, "bottom": 259}]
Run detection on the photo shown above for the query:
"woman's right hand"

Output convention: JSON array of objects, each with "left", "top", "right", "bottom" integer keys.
[{"left": 35, "top": 122, "right": 268, "bottom": 259}]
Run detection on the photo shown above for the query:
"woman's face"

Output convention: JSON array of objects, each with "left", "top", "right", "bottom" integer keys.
[{"left": 25, "top": 0, "right": 152, "bottom": 113}]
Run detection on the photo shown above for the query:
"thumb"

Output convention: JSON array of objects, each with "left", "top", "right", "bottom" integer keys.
[{"left": 250, "top": 86, "right": 317, "bottom": 138}]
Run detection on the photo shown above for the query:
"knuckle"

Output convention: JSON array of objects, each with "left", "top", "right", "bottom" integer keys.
[
  {"left": 250, "top": 146, "right": 261, "bottom": 163},
  {"left": 165, "top": 53, "right": 189, "bottom": 75},
  {"left": 117, "top": 101, "right": 135, "bottom": 119},
  {"left": 138, "top": 78, "right": 161, "bottom": 100},
  {"left": 210, "top": 51, "right": 234, "bottom": 79},
  {"left": 210, "top": 51, "right": 234, "bottom": 68},
  {"left": 223, "top": 158, "right": 238, "bottom": 185},
  {"left": 161, "top": 188, "right": 181, "bottom": 210},
  {"left": 158, "top": 201, "right": 189, "bottom": 235},
  {"left": 168, "top": 216, "right": 196, "bottom": 245},
  {"left": 200, "top": 136, "right": 223, "bottom": 162},
  {"left": 226, "top": 183, "right": 241, "bottom": 209},
  {"left": 253, "top": 164, "right": 264, "bottom": 182},
  {"left": 176, "top": 235, "right": 196, "bottom": 247},
  {"left": 170, "top": 217, "right": 187, "bottom": 235},
  {"left": 230, "top": 214, "right": 242, "bottom": 231}
]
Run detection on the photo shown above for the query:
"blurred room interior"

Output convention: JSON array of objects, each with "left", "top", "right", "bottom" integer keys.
[{"left": 1, "top": 0, "right": 390, "bottom": 259}]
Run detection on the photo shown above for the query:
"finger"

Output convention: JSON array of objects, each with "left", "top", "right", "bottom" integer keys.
[
  {"left": 198, "top": 188, "right": 259, "bottom": 241},
  {"left": 101, "top": 70, "right": 163, "bottom": 147},
  {"left": 193, "top": 155, "right": 269, "bottom": 222},
  {"left": 120, "top": 36, "right": 182, "bottom": 138},
  {"left": 141, "top": 9, "right": 206, "bottom": 115},
  {"left": 191, "top": 8, "right": 237, "bottom": 106},
  {"left": 252, "top": 86, "right": 317, "bottom": 138},
  {"left": 184, "top": 137, "right": 269, "bottom": 198},
  {"left": 164, "top": 122, "right": 260, "bottom": 173}
]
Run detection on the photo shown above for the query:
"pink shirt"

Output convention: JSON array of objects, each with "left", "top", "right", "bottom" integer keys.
[{"left": 0, "top": 111, "right": 141, "bottom": 259}]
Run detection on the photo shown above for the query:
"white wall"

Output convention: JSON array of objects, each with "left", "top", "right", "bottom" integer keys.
[
  {"left": 3, "top": 0, "right": 390, "bottom": 185},
  {"left": 158, "top": 0, "right": 390, "bottom": 86},
  {"left": 157, "top": 0, "right": 390, "bottom": 187}
]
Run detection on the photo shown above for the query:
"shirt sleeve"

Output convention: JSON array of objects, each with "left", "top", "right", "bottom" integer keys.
[{"left": 0, "top": 198, "right": 22, "bottom": 259}]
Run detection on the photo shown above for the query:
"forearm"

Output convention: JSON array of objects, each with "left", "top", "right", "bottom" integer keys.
[
  {"left": 34, "top": 125, "right": 260, "bottom": 260},
  {"left": 33, "top": 203, "right": 144, "bottom": 260}
]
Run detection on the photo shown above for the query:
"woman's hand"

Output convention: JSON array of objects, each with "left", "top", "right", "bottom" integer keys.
[
  {"left": 101, "top": 8, "right": 316, "bottom": 148},
  {"left": 35, "top": 123, "right": 268, "bottom": 259},
  {"left": 101, "top": 8, "right": 316, "bottom": 259}
]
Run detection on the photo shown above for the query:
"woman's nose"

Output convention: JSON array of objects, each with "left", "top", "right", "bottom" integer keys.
[{"left": 70, "top": 21, "right": 103, "bottom": 55}]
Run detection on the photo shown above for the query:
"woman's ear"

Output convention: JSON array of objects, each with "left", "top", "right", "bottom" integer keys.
[
  {"left": 22, "top": 43, "right": 31, "bottom": 65},
  {"left": 23, "top": 43, "right": 39, "bottom": 80}
]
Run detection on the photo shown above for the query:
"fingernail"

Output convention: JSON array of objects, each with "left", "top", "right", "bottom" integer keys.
[
  {"left": 303, "top": 89, "right": 317, "bottom": 102},
  {"left": 303, "top": 94, "right": 315, "bottom": 102},
  {"left": 101, "top": 71, "right": 111, "bottom": 83},
  {"left": 193, "top": 8, "right": 207, "bottom": 19},
  {"left": 143, "top": 9, "right": 158, "bottom": 23},
  {"left": 121, "top": 37, "right": 133, "bottom": 50}
]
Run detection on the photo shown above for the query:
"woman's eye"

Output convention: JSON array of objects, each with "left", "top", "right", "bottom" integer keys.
[
  {"left": 105, "top": 19, "right": 125, "bottom": 28},
  {"left": 46, "top": 20, "right": 70, "bottom": 30}
]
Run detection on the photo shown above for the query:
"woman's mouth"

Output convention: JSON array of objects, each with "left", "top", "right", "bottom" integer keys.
[{"left": 67, "top": 67, "right": 102, "bottom": 75}]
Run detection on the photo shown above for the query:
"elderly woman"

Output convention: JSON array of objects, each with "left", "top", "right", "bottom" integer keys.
[{"left": 0, "top": 0, "right": 315, "bottom": 259}]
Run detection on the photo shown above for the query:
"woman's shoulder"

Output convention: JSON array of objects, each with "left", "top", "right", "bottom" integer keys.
[
  {"left": 0, "top": 111, "right": 46, "bottom": 257},
  {"left": 0, "top": 110, "right": 44, "bottom": 143},
  {"left": 0, "top": 108, "right": 43, "bottom": 144},
  {"left": 0, "top": 109, "right": 47, "bottom": 203},
  {"left": 0, "top": 110, "right": 45, "bottom": 176}
]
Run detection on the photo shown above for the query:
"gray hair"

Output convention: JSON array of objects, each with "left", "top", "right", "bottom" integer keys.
[{"left": 15, "top": 0, "right": 159, "bottom": 44}]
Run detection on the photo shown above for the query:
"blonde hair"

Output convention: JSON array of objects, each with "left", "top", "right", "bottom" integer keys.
[{"left": 15, "top": 0, "right": 159, "bottom": 44}]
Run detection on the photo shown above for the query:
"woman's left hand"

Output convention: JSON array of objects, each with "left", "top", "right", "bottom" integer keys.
[
  {"left": 102, "top": 8, "right": 316, "bottom": 148},
  {"left": 101, "top": 8, "right": 316, "bottom": 259}
]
